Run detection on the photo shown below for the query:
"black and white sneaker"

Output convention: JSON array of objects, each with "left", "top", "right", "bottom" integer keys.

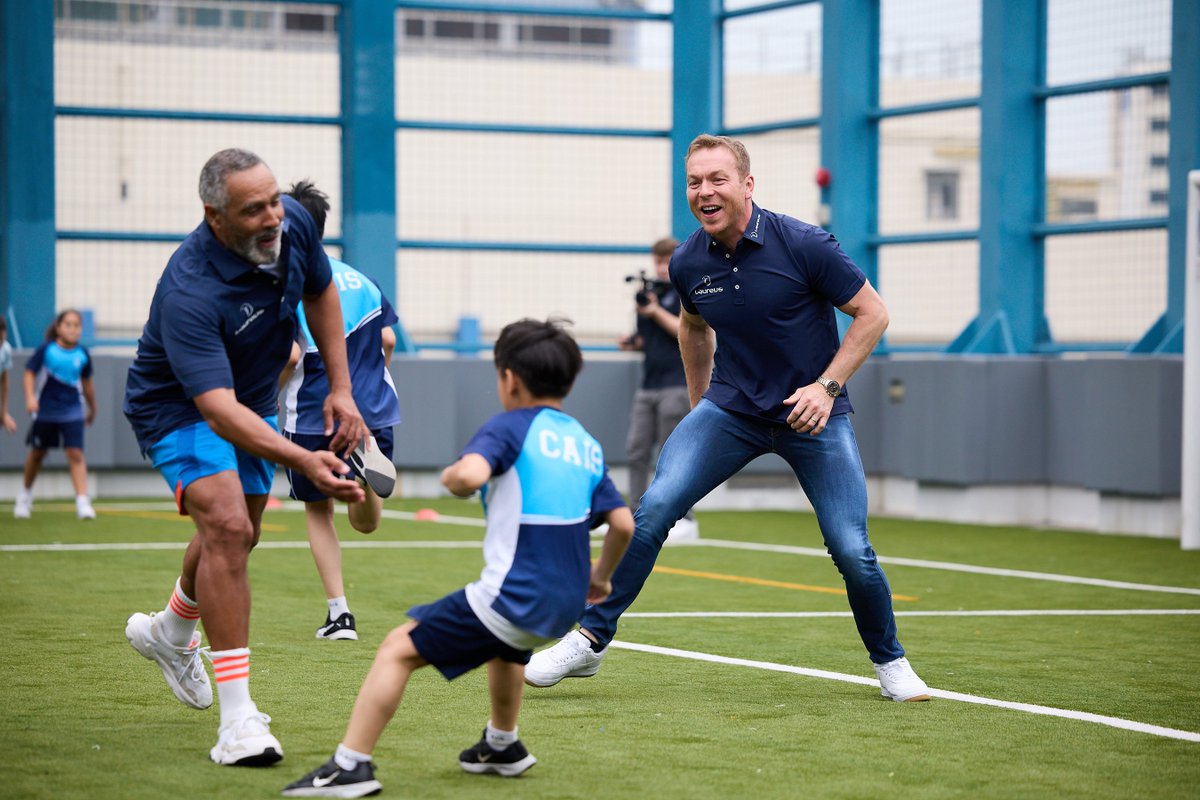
[
  {"left": 316, "top": 612, "right": 358, "bottom": 641},
  {"left": 348, "top": 435, "right": 396, "bottom": 499},
  {"left": 458, "top": 731, "right": 537, "bottom": 777},
  {"left": 281, "top": 757, "right": 381, "bottom": 797}
]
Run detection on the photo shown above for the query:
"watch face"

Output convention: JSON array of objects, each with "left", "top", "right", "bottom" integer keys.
[{"left": 823, "top": 379, "right": 841, "bottom": 397}]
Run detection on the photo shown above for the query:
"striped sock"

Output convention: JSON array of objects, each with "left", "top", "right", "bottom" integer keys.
[
  {"left": 210, "top": 647, "right": 255, "bottom": 725},
  {"left": 157, "top": 578, "right": 201, "bottom": 647}
]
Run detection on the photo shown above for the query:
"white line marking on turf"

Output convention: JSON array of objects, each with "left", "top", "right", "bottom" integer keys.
[
  {"left": 624, "top": 609, "right": 1200, "bottom": 618},
  {"left": 608, "top": 640, "right": 1200, "bottom": 743},
  {"left": 0, "top": 541, "right": 483, "bottom": 552},
  {"left": 689, "top": 538, "right": 1200, "bottom": 597}
]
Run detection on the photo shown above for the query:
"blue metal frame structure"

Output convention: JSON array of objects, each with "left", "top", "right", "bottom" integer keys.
[{"left": 1, "top": 0, "right": 1195, "bottom": 352}]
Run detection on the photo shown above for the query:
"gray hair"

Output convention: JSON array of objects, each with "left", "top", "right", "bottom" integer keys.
[{"left": 198, "top": 148, "right": 265, "bottom": 211}]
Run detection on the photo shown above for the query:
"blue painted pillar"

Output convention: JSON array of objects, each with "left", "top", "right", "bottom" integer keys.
[
  {"left": 1, "top": 0, "right": 56, "bottom": 345},
  {"left": 949, "top": 0, "right": 1047, "bottom": 354},
  {"left": 671, "top": 0, "right": 722, "bottom": 240},
  {"left": 1160, "top": 0, "right": 1200, "bottom": 353},
  {"left": 340, "top": 0, "right": 399, "bottom": 320},
  {"left": 819, "top": 0, "right": 879, "bottom": 290}
]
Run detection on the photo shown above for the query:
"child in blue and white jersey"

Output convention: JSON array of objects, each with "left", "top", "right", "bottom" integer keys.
[
  {"left": 0, "top": 317, "right": 16, "bottom": 434},
  {"left": 278, "top": 180, "right": 403, "bottom": 643},
  {"left": 14, "top": 309, "right": 97, "bottom": 520},
  {"left": 283, "top": 318, "right": 634, "bottom": 799}
]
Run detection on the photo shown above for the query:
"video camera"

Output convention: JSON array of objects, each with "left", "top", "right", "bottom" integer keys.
[{"left": 625, "top": 270, "right": 672, "bottom": 308}]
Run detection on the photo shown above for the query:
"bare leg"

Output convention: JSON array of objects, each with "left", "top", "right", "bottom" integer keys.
[
  {"left": 487, "top": 659, "right": 525, "bottom": 732},
  {"left": 347, "top": 484, "right": 382, "bottom": 534},
  {"left": 65, "top": 447, "right": 89, "bottom": 496},
  {"left": 342, "top": 621, "right": 427, "bottom": 754},
  {"left": 180, "top": 471, "right": 257, "bottom": 650},
  {"left": 305, "top": 499, "right": 345, "bottom": 599},
  {"left": 22, "top": 448, "right": 46, "bottom": 490}
]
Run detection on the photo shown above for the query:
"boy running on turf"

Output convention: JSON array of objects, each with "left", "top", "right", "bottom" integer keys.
[{"left": 283, "top": 317, "right": 634, "bottom": 798}]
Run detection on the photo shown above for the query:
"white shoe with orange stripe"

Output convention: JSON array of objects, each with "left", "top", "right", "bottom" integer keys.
[{"left": 125, "top": 612, "right": 213, "bottom": 709}]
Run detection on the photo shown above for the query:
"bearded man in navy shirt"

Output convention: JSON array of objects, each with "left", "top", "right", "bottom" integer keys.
[
  {"left": 528, "top": 134, "right": 931, "bottom": 704},
  {"left": 123, "top": 148, "right": 368, "bottom": 767}
]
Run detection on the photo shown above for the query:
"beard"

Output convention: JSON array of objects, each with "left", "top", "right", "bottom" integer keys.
[{"left": 231, "top": 228, "right": 281, "bottom": 265}]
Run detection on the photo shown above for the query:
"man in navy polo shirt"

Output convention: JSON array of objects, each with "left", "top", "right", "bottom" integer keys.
[
  {"left": 527, "top": 134, "right": 930, "bottom": 703},
  {"left": 122, "top": 148, "right": 369, "bottom": 767}
]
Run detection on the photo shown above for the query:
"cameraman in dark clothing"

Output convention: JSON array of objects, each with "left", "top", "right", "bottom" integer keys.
[{"left": 619, "top": 237, "right": 697, "bottom": 541}]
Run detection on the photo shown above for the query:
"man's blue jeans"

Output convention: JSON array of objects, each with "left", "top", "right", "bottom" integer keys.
[{"left": 580, "top": 399, "right": 905, "bottom": 664}]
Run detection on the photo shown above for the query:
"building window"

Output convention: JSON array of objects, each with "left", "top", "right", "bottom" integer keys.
[
  {"left": 434, "top": 19, "right": 475, "bottom": 39},
  {"left": 1149, "top": 154, "right": 1168, "bottom": 168},
  {"left": 925, "top": 171, "right": 959, "bottom": 221},
  {"left": 1058, "top": 198, "right": 1097, "bottom": 218},
  {"left": 1149, "top": 117, "right": 1169, "bottom": 132},
  {"left": 1149, "top": 190, "right": 1168, "bottom": 205}
]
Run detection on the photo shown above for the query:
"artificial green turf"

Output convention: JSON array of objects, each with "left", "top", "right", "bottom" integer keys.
[{"left": 2, "top": 498, "right": 1198, "bottom": 799}]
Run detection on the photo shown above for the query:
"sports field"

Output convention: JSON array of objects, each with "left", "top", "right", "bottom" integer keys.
[{"left": 3, "top": 497, "right": 1199, "bottom": 799}]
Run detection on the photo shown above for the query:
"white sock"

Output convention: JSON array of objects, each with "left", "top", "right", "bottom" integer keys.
[
  {"left": 17, "top": 487, "right": 31, "bottom": 502},
  {"left": 157, "top": 578, "right": 201, "bottom": 647},
  {"left": 210, "top": 647, "right": 255, "bottom": 725},
  {"left": 486, "top": 721, "right": 518, "bottom": 750},
  {"left": 334, "top": 743, "right": 372, "bottom": 771},
  {"left": 328, "top": 596, "right": 351, "bottom": 619}
]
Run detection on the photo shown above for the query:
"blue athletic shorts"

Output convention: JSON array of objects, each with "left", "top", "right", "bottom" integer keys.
[
  {"left": 284, "top": 426, "right": 394, "bottom": 503},
  {"left": 26, "top": 418, "right": 85, "bottom": 450},
  {"left": 407, "top": 589, "right": 532, "bottom": 680},
  {"left": 147, "top": 417, "right": 277, "bottom": 514}
]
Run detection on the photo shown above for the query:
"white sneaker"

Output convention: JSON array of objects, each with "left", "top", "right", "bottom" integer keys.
[
  {"left": 76, "top": 495, "right": 96, "bottom": 520},
  {"left": 665, "top": 517, "right": 700, "bottom": 545},
  {"left": 874, "top": 656, "right": 931, "bottom": 702},
  {"left": 125, "top": 612, "right": 213, "bottom": 709},
  {"left": 210, "top": 711, "right": 283, "bottom": 766},
  {"left": 13, "top": 492, "right": 32, "bottom": 519},
  {"left": 525, "top": 629, "right": 606, "bottom": 687}
]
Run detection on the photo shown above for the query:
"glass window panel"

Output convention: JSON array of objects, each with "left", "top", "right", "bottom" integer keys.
[
  {"left": 396, "top": 13, "right": 670, "bottom": 130},
  {"left": 878, "top": 241, "right": 979, "bottom": 346},
  {"left": 397, "top": 131, "right": 670, "bottom": 246},
  {"left": 879, "top": 109, "right": 980, "bottom": 235},
  {"left": 1045, "top": 88, "right": 1169, "bottom": 222},
  {"left": 1046, "top": 0, "right": 1171, "bottom": 86},
  {"left": 723, "top": 3, "right": 822, "bottom": 130},
  {"left": 1045, "top": 230, "right": 1166, "bottom": 343},
  {"left": 880, "top": 0, "right": 980, "bottom": 107}
]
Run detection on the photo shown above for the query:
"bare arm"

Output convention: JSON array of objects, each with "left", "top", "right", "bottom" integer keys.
[
  {"left": 193, "top": 387, "right": 364, "bottom": 503},
  {"left": 381, "top": 326, "right": 396, "bottom": 367},
  {"left": 81, "top": 376, "right": 96, "bottom": 425},
  {"left": 677, "top": 308, "right": 715, "bottom": 408},
  {"left": 302, "top": 281, "right": 366, "bottom": 455},
  {"left": 0, "top": 370, "right": 14, "bottom": 432},
  {"left": 784, "top": 279, "right": 889, "bottom": 434},
  {"left": 440, "top": 453, "right": 492, "bottom": 497},
  {"left": 587, "top": 505, "right": 634, "bottom": 605},
  {"left": 277, "top": 340, "right": 301, "bottom": 391},
  {"left": 636, "top": 293, "right": 681, "bottom": 338},
  {"left": 23, "top": 369, "right": 37, "bottom": 414}
]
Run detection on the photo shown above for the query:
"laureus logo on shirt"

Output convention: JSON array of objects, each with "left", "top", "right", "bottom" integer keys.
[
  {"left": 695, "top": 274, "right": 723, "bottom": 297},
  {"left": 235, "top": 304, "right": 265, "bottom": 335}
]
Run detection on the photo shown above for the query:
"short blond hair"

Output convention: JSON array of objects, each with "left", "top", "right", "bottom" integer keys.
[{"left": 685, "top": 134, "right": 751, "bottom": 178}]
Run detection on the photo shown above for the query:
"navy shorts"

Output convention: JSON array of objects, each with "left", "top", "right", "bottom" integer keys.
[
  {"left": 26, "top": 418, "right": 85, "bottom": 450},
  {"left": 407, "top": 589, "right": 531, "bottom": 680},
  {"left": 284, "top": 426, "right": 394, "bottom": 503}
]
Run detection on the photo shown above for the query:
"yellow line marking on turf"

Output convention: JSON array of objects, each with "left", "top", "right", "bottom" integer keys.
[
  {"left": 651, "top": 565, "right": 919, "bottom": 602},
  {"left": 99, "top": 508, "right": 288, "bottom": 532}
]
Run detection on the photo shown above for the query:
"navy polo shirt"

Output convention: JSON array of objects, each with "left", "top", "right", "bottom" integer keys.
[
  {"left": 124, "top": 194, "right": 331, "bottom": 451},
  {"left": 670, "top": 204, "right": 866, "bottom": 423}
]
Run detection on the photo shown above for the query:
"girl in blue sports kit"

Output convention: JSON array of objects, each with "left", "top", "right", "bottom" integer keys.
[{"left": 14, "top": 309, "right": 97, "bottom": 520}]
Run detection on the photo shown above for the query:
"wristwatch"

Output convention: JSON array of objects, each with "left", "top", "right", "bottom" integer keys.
[{"left": 816, "top": 376, "right": 841, "bottom": 398}]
